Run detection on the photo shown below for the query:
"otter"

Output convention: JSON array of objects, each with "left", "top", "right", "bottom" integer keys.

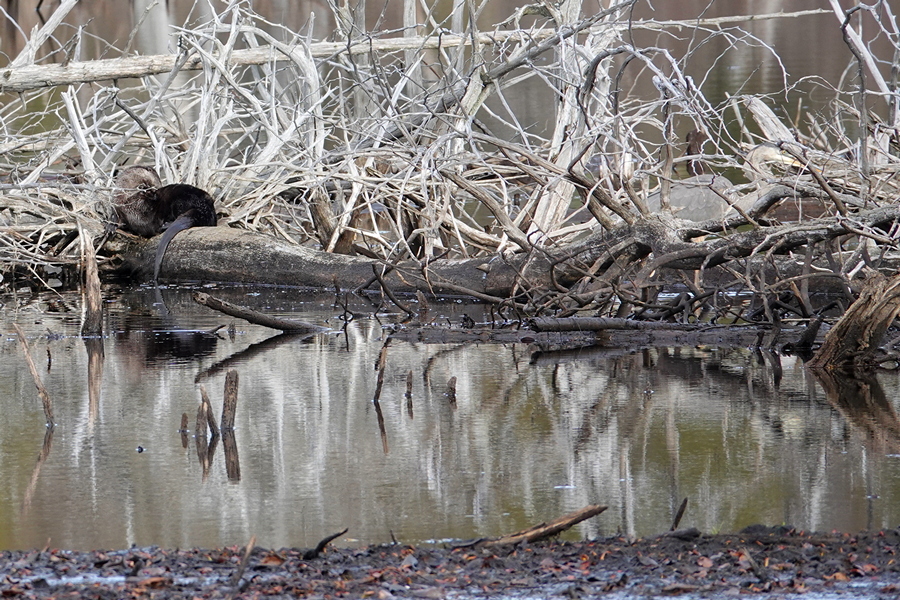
[{"left": 114, "top": 166, "right": 217, "bottom": 280}]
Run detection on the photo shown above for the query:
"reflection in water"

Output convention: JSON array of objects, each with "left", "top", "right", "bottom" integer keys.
[
  {"left": 3, "top": 286, "right": 900, "bottom": 552},
  {"left": 814, "top": 370, "right": 900, "bottom": 455}
]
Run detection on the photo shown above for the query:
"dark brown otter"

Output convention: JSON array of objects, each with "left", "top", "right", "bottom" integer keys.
[{"left": 113, "top": 166, "right": 217, "bottom": 280}]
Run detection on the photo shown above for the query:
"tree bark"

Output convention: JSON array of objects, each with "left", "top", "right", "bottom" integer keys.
[
  {"left": 108, "top": 226, "right": 562, "bottom": 296},
  {"left": 807, "top": 273, "right": 900, "bottom": 370}
]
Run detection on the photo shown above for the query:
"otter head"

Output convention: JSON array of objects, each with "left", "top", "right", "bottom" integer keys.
[{"left": 113, "top": 166, "right": 164, "bottom": 237}]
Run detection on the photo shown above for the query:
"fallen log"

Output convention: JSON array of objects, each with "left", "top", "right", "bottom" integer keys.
[
  {"left": 107, "top": 204, "right": 900, "bottom": 302},
  {"left": 807, "top": 273, "right": 900, "bottom": 370},
  {"left": 108, "top": 227, "right": 561, "bottom": 296},
  {"left": 529, "top": 317, "right": 705, "bottom": 332},
  {"left": 386, "top": 323, "right": 813, "bottom": 352}
]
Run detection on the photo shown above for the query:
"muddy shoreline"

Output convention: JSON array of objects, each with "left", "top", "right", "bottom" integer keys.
[{"left": 3, "top": 527, "right": 900, "bottom": 598}]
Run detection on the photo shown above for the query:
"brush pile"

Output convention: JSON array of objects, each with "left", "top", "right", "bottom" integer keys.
[{"left": 1, "top": 0, "right": 899, "bottom": 335}]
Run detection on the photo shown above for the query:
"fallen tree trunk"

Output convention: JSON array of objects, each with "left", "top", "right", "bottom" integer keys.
[
  {"left": 807, "top": 273, "right": 900, "bottom": 370},
  {"left": 107, "top": 227, "right": 563, "bottom": 297},
  {"left": 107, "top": 203, "right": 900, "bottom": 302}
]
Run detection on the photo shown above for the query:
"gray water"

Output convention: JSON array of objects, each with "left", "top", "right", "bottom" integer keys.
[
  {"left": 2, "top": 284, "right": 900, "bottom": 551},
  {"left": 2, "top": 0, "right": 898, "bottom": 553}
]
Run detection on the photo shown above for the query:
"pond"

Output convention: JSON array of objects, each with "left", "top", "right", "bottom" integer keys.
[{"left": 2, "top": 284, "right": 900, "bottom": 552}]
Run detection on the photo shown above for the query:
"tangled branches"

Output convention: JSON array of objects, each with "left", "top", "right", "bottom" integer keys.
[{"left": 0, "top": 0, "right": 898, "bottom": 329}]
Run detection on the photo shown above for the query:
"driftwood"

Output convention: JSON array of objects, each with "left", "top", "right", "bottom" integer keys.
[
  {"left": 478, "top": 504, "right": 607, "bottom": 546},
  {"left": 808, "top": 273, "right": 900, "bottom": 370}
]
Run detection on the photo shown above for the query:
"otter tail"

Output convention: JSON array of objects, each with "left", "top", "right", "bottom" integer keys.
[{"left": 154, "top": 212, "right": 196, "bottom": 281}]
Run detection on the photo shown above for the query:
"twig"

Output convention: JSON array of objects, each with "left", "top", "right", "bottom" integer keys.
[
  {"left": 228, "top": 536, "right": 256, "bottom": 592},
  {"left": 193, "top": 293, "right": 327, "bottom": 333},
  {"left": 372, "top": 265, "right": 415, "bottom": 316},
  {"left": 670, "top": 497, "right": 688, "bottom": 531}
]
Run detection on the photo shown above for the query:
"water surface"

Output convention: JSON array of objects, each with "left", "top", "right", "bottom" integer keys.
[{"left": 2, "top": 284, "right": 900, "bottom": 551}]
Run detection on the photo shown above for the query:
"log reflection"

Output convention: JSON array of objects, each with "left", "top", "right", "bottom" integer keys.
[
  {"left": 812, "top": 369, "right": 900, "bottom": 453},
  {"left": 22, "top": 427, "right": 54, "bottom": 511},
  {"left": 84, "top": 337, "right": 104, "bottom": 427}
]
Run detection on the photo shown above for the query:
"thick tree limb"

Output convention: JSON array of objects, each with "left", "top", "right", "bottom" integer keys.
[
  {"left": 529, "top": 317, "right": 705, "bottom": 332},
  {"left": 0, "top": 30, "right": 561, "bottom": 93}
]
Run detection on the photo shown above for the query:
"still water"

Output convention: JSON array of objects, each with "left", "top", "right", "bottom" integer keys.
[{"left": 2, "top": 284, "right": 900, "bottom": 551}]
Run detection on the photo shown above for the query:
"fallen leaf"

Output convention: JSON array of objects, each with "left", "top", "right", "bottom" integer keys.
[
  {"left": 860, "top": 563, "right": 878, "bottom": 574},
  {"left": 135, "top": 576, "right": 171, "bottom": 589},
  {"left": 401, "top": 555, "right": 418, "bottom": 569},
  {"left": 260, "top": 553, "right": 285, "bottom": 566}
]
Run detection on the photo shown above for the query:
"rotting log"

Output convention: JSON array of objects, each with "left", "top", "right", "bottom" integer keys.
[{"left": 807, "top": 273, "right": 900, "bottom": 370}]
